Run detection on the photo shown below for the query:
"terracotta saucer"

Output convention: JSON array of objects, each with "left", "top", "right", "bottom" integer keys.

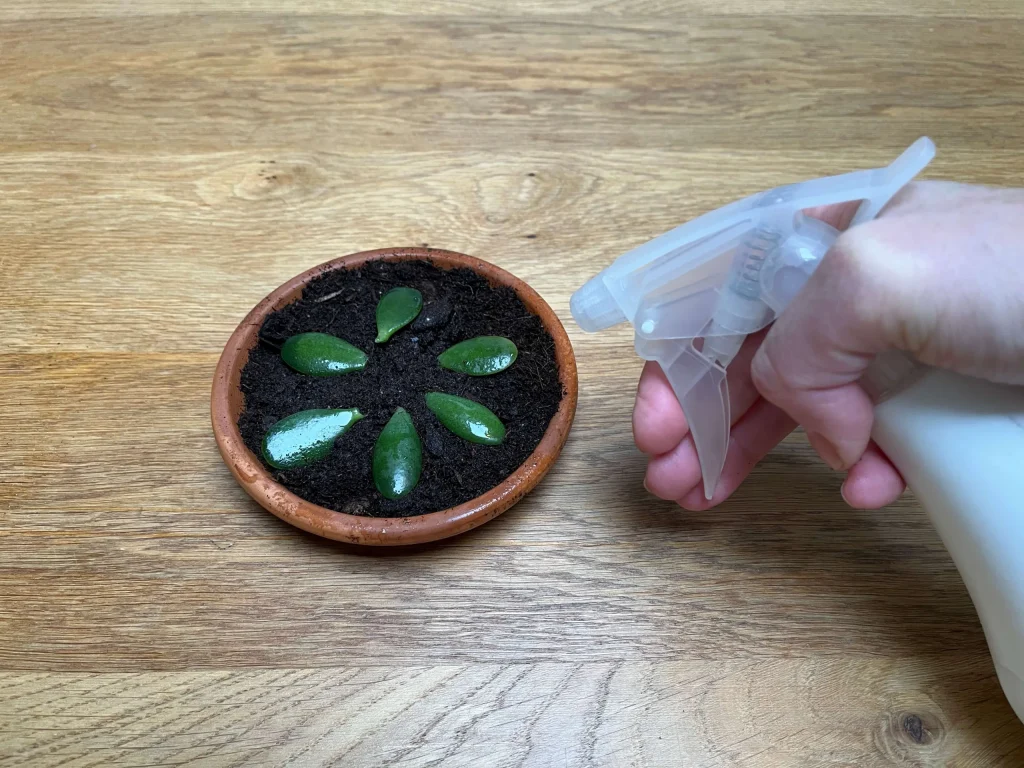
[{"left": 211, "top": 247, "right": 578, "bottom": 546}]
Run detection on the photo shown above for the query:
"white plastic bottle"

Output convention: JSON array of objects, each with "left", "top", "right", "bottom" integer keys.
[{"left": 871, "top": 368, "right": 1024, "bottom": 720}]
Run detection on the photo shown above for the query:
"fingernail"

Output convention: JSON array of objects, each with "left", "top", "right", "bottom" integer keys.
[
  {"left": 643, "top": 476, "right": 651, "bottom": 493},
  {"left": 808, "top": 432, "right": 845, "bottom": 471},
  {"left": 840, "top": 481, "right": 853, "bottom": 507}
]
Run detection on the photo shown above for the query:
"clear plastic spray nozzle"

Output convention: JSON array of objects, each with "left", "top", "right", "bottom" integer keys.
[
  {"left": 569, "top": 269, "right": 625, "bottom": 332},
  {"left": 571, "top": 138, "right": 936, "bottom": 499}
]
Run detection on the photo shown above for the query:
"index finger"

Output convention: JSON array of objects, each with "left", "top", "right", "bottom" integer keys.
[{"left": 633, "top": 361, "right": 688, "bottom": 456}]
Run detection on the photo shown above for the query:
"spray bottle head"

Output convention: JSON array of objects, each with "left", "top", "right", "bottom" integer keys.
[{"left": 570, "top": 138, "right": 936, "bottom": 499}]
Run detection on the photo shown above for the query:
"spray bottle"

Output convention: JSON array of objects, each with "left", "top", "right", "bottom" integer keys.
[{"left": 569, "top": 138, "right": 1024, "bottom": 721}]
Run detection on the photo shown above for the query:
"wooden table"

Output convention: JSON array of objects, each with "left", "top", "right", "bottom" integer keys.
[{"left": 3, "top": 2, "right": 1023, "bottom": 765}]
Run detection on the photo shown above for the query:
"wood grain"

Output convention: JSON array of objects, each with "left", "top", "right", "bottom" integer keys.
[
  {"left": 2, "top": 1, "right": 1024, "bottom": 765},
  {"left": 2, "top": 660, "right": 1021, "bottom": 767},
  {"left": 2, "top": 1, "right": 1024, "bottom": 19}
]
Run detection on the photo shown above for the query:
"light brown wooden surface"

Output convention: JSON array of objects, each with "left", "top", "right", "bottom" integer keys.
[{"left": 2, "top": 2, "right": 1024, "bottom": 766}]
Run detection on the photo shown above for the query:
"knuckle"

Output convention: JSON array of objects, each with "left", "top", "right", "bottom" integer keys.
[
  {"left": 823, "top": 226, "right": 899, "bottom": 344},
  {"left": 829, "top": 229, "right": 886, "bottom": 314},
  {"left": 749, "top": 343, "right": 788, "bottom": 401},
  {"left": 831, "top": 222, "right": 938, "bottom": 357}
]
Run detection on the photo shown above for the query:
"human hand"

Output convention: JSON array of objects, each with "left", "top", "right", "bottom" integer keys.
[{"left": 633, "top": 181, "right": 1024, "bottom": 510}]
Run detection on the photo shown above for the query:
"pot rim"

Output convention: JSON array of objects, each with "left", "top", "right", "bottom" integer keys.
[{"left": 211, "top": 247, "right": 578, "bottom": 546}]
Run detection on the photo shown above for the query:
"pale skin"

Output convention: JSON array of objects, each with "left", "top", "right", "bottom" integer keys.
[{"left": 634, "top": 181, "right": 1024, "bottom": 510}]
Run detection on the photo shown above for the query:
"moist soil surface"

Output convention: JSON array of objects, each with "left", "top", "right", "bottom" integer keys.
[{"left": 239, "top": 259, "right": 564, "bottom": 518}]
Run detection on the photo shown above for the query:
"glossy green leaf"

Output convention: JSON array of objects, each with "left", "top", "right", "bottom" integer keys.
[
  {"left": 425, "top": 392, "right": 506, "bottom": 445},
  {"left": 438, "top": 336, "right": 518, "bottom": 376},
  {"left": 262, "top": 408, "right": 364, "bottom": 469},
  {"left": 280, "top": 332, "right": 368, "bottom": 376},
  {"left": 375, "top": 287, "right": 423, "bottom": 343},
  {"left": 373, "top": 408, "right": 423, "bottom": 499}
]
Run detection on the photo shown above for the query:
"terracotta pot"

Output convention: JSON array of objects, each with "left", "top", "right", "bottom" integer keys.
[{"left": 211, "top": 247, "right": 578, "bottom": 546}]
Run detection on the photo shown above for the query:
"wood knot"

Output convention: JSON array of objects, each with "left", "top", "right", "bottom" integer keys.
[
  {"left": 471, "top": 170, "right": 574, "bottom": 229},
  {"left": 901, "top": 713, "right": 932, "bottom": 744},
  {"left": 876, "top": 707, "right": 947, "bottom": 762},
  {"left": 196, "top": 157, "right": 328, "bottom": 205}
]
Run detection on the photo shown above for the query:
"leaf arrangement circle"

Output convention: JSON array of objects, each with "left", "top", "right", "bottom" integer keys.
[{"left": 260, "top": 286, "right": 519, "bottom": 499}]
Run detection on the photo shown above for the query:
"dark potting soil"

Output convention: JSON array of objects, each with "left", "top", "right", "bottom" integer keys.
[{"left": 238, "top": 259, "right": 564, "bottom": 518}]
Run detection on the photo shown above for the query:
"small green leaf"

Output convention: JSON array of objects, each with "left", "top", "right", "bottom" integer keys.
[
  {"left": 373, "top": 408, "right": 423, "bottom": 499},
  {"left": 375, "top": 287, "right": 423, "bottom": 343},
  {"left": 438, "top": 336, "right": 518, "bottom": 376},
  {"left": 425, "top": 392, "right": 506, "bottom": 445},
  {"left": 280, "top": 332, "right": 368, "bottom": 376},
  {"left": 262, "top": 408, "right": 364, "bottom": 469}
]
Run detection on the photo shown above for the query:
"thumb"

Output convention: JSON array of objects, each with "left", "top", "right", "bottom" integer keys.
[{"left": 750, "top": 229, "right": 896, "bottom": 470}]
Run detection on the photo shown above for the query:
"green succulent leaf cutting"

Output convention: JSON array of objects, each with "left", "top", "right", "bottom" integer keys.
[
  {"left": 375, "top": 287, "right": 423, "bottom": 343},
  {"left": 280, "top": 332, "right": 368, "bottom": 376},
  {"left": 438, "top": 336, "right": 518, "bottom": 376},
  {"left": 425, "top": 392, "right": 506, "bottom": 445},
  {"left": 262, "top": 408, "right": 364, "bottom": 469},
  {"left": 373, "top": 407, "right": 423, "bottom": 499}
]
